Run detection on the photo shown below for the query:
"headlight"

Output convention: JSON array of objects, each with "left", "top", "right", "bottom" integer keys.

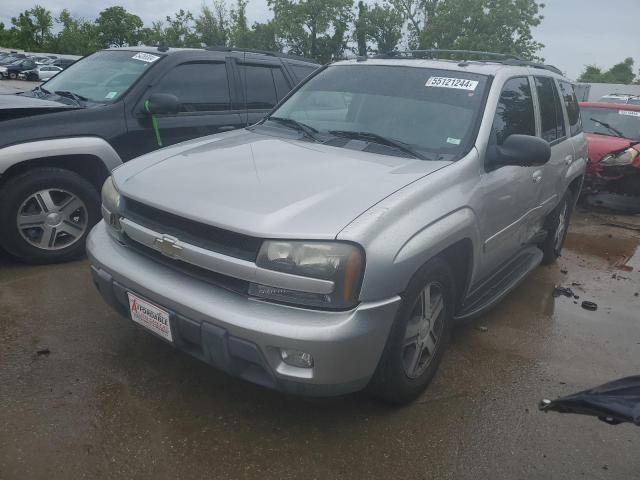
[
  {"left": 101, "top": 176, "right": 122, "bottom": 229},
  {"left": 600, "top": 148, "right": 639, "bottom": 166},
  {"left": 249, "top": 240, "right": 365, "bottom": 309}
]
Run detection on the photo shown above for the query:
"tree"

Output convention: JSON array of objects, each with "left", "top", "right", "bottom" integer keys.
[
  {"left": 353, "top": 1, "right": 368, "bottom": 56},
  {"left": 195, "top": 1, "right": 229, "bottom": 47},
  {"left": 30, "top": 5, "right": 53, "bottom": 47},
  {"left": 268, "top": 0, "right": 353, "bottom": 63},
  {"left": 10, "top": 10, "right": 38, "bottom": 51},
  {"left": 390, "top": 0, "right": 545, "bottom": 60},
  {"left": 95, "top": 6, "right": 143, "bottom": 48},
  {"left": 163, "top": 9, "right": 200, "bottom": 47},
  {"left": 363, "top": 2, "right": 403, "bottom": 53},
  {"left": 50, "top": 9, "right": 100, "bottom": 55},
  {"left": 229, "top": 0, "right": 252, "bottom": 48},
  {"left": 249, "top": 21, "right": 281, "bottom": 51},
  {"left": 578, "top": 59, "right": 636, "bottom": 84}
]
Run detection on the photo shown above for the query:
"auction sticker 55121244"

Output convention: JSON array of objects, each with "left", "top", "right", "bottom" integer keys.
[
  {"left": 425, "top": 76, "right": 478, "bottom": 91},
  {"left": 127, "top": 292, "right": 173, "bottom": 342}
]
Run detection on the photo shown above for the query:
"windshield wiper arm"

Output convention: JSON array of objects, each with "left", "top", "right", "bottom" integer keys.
[
  {"left": 267, "top": 116, "right": 320, "bottom": 141},
  {"left": 34, "top": 85, "right": 50, "bottom": 95},
  {"left": 55, "top": 90, "right": 88, "bottom": 105},
  {"left": 590, "top": 117, "right": 625, "bottom": 138},
  {"left": 328, "top": 130, "right": 427, "bottom": 160}
]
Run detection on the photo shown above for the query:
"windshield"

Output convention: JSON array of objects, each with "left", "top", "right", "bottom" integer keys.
[
  {"left": 267, "top": 65, "right": 489, "bottom": 160},
  {"left": 42, "top": 50, "right": 163, "bottom": 103},
  {"left": 582, "top": 107, "right": 640, "bottom": 141}
]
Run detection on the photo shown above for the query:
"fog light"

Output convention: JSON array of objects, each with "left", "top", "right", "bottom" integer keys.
[{"left": 280, "top": 348, "right": 314, "bottom": 368}]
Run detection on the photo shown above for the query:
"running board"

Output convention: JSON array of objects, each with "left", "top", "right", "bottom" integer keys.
[{"left": 455, "top": 246, "right": 543, "bottom": 321}]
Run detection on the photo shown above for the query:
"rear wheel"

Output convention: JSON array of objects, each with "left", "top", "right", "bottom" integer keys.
[
  {"left": 0, "top": 168, "right": 100, "bottom": 264},
  {"left": 368, "top": 257, "right": 455, "bottom": 404},
  {"left": 8, "top": 72, "right": 17, "bottom": 80},
  {"left": 540, "top": 190, "right": 573, "bottom": 265}
]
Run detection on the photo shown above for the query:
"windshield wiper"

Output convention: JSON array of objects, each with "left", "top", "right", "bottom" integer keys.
[
  {"left": 328, "top": 130, "right": 427, "bottom": 160},
  {"left": 32, "top": 85, "right": 50, "bottom": 96},
  {"left": 266, "top": 116, "right": 320, "bottom": 141},
  {"left": 590, "top": 117, "right": 625, "bottom": 138},
  {"left": 55, "top": 90, "right": 88, "bottom": 105}
]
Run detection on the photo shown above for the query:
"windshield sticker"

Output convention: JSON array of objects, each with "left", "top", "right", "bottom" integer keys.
[
  {"left": 619, "top": 110, "right": 640, "bottom": 117},
  {"left": 446, "top": 137, "right": 461, "bottom": 145},
  {"left": 105, "top": 91, "right": 118, "bottom": 99},
  {"left": 425, "top": 77, "right": 478, "bottom": 91},
  {"left": 132, "top": 52, "right": 160, "bottom": 63}
]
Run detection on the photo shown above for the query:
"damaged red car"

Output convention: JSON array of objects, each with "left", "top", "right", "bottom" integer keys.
[{"left": 580, "top": 102, "right": 640, "bottom": 195}]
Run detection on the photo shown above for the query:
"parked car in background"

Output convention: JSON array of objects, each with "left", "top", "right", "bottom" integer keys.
[
  {"left": 0, "top": 46, "right": 319, "bottom": 263},
  {"left": 50, "top": 58, "right": 76, "bottom": 70},
  {"left": 598, "top": 93, "right": 640, "bottom": 105},
  {"left": 88, "top": 51, "right": 586, "bottom": 403},
  {"left": 18, "top": 65, "right": 63, "bottom": 81},
  {"left": 0, "top": 58, "right": 37, "bottom": 79},
  {"left": 33, "top": 56, "right": 56, "bottom": 65},
  {"left": 580, "top": 101, "right": 640, "bottom": 195},
  {"left": 0, "top": 54, "right": 26, "bottom": 66}
]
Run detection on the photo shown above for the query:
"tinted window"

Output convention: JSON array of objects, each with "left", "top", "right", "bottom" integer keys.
[
  {"left": 535, "top": 76, "right": 565, "bottom": 143},
  {"left": 492, "top": 77, "right": 536, "bottom": 145},
  {"left": 290, "top": 64, "right": 317, "bottom": 82},
  {"left": 558, "top": 81, "right": 582, "bottom": 136},
  {"left": 154, "top": 62, "right": 231, "bottom": 112},
  {"left": 239, "top": 64, "right": 277, "bottom": 109},
  {"left": 272, "top": 68, "right": 291, "bottom": 101}
]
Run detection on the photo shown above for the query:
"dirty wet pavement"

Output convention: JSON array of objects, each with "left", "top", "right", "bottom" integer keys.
[{"left": 1, "top": 210, "right": 639, "bottom": 479}]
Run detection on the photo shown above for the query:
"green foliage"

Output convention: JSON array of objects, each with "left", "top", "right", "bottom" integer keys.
[
  {"left": 196, "top": 1, "right": 230, "bottom": 47},
  {"left": 360, "top": 2, "right": 403, "bottom": 54},
  {"left": 390, "top": 0, "right": 545, "bottom": 60},
  {"left": 578, "top": 58, "right": 636, "bottom": 84},
  {"left": 268, "top": 0, "right": 353, "bottom": 63},
  {"left": 95, "top": 6, "right": 143, "bottom": 48},
  {"left": 49, "top": 10, "right": 100, "bottom": 55}
]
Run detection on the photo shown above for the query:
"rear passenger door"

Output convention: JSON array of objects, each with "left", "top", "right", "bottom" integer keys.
[
  {"left": 234, "top": 62, "right": 293, "bottom": 125},
  {"left": 125, "top": 60, "right": 244, "bottom": 158},
  {"left": 534, "top": 76, "right": 574, "bottom": 215}
]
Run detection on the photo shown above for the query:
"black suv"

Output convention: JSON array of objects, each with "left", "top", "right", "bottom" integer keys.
[
  {"left": 0, "top": 46, "right": 319, "bottom": 263},
  {"left": 1, "top": 58, "right": 37, "bottom": 79}
]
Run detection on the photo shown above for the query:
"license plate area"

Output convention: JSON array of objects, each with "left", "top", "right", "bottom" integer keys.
[{"left": 127, "top": 292, "right": 173, "bottom": 342}]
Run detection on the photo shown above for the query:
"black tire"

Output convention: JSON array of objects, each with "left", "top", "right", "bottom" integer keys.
[
  {"left": 8, "top": 72, "right": 17, "bottom": 80},
  {"left": 540, "top": 190, "right": 573, "bottom": 265},
  {"left": 0, "top": 168, "right": 100, "bottom": 264},
  {"left": 368, "top": 257, "right": 456, "bottom": 404}
]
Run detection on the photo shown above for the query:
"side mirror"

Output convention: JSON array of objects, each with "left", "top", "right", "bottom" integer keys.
[
  {"left": 489, "top": 134, "right": 551, "bottom": 167},
  {"left": 144, "top": 93, "right": 180, "bottom": 115}
]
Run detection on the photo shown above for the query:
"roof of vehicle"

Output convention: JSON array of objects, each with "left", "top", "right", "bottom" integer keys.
[
  {"left": 106, "top": 46, "right": 318, "bottom": 64},
  {"left": 579, "top": 101, "right": 640, "bottom": 111}
]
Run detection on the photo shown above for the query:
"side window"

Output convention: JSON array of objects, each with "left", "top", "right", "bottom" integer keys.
[
  {"left": 289, "top": 64, "right": 317, "bottom": 83},
  {"left": 492, "top": 77, "right": 536, "bottom": 146},
  {"left": 558, "top": 80, "right": 582, "bottom": 136},
  {"left": 272, "top": 68, "right": 291, "bottom": 102},
  {"left": 239, "top": 64, "right": 277, "bottom": 110},
  {"left": 535, "top": 76, "right": 566, "bottom": 143},
  {"left": 152, "top": 62, "right": 231, "bottom": 112}
]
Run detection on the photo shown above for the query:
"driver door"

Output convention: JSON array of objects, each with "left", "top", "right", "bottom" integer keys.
[{"left": 478, "top": 76, "right": 545, "bottom": 276}]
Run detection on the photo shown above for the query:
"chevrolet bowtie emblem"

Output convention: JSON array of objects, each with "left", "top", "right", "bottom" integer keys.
[{"left": 154, "top": 234, "right": 183, "bottom": 258}]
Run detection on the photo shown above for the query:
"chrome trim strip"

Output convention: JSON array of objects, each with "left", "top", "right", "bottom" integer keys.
[{"left": 120, "top": 218, "right": 335, "bottom": 295}]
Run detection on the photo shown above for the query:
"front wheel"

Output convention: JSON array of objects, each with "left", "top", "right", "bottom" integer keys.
[
  {"left": 368, "top": 257, "right": 455, "bottom": 404},
  {"left": 540, "top": 190, "right": 573, "bottom": 265},
  {"left": 0, "top": 168, "right": 100, "bottom": 264},
  {"left": 8, "top": 72, "right": 17, "bottom": 80}
]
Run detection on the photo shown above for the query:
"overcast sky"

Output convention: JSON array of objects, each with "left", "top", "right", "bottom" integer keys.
[{"left": 1, "top": 0, "right": 638, "bottom": 79}]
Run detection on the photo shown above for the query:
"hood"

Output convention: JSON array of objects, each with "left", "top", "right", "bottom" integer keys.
[
  {"left": 585, "top": 132, "right": 637, "bottom": 163},
  {"left": 114, "top": 130, "right": 450, "bottom": 239},
  {"left": 0, "top": 93, "right": 80, "bottom": 121}
]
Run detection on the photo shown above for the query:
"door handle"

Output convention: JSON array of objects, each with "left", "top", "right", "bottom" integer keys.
[
  {"left": 564, "top": 155, "right": 573, "bottom": 166},
  {"left": 532, "top": 171, "right": 543, "bottom": 184},
  {"left": 219, "top": 125, "right": 236, "bottom": 132}
]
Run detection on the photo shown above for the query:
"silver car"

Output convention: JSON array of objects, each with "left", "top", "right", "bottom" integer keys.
[{"left": 88, "top": 52, "right": 587, "bottom": 403}]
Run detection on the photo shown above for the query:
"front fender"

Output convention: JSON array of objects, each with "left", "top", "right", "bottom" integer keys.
[{"left": 0, "top": 137, "right": 122, "bottom": 175}]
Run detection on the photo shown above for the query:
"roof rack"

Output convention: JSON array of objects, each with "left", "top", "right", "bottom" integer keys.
[
  {"left": 373, "top": 49, "right": 564, "bottom": 76},
  {"left": 204, "top": 46, "right": 319, "bottom": 64}
]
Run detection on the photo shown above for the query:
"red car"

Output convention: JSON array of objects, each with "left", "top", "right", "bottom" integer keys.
[{"left": 580, "top": 102, "right": 640, "bottom": 194}]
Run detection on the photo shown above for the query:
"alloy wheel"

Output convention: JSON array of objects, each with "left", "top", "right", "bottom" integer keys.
[
  {"left": 402, "top": 282, "right": 446, "bottom": 379},
  {"left": 16, "top": 188, "right": 88, "bottom": 250}
]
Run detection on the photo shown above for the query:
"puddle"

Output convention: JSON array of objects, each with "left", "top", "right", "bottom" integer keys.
[{"left": 564, "top": 232, "right": 640, "bottom": 269}]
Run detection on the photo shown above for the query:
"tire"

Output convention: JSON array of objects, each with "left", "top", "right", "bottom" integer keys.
[
  {"left": 540, "top": 190, "right": 573, "bottom": 265},
  {"left": 368, "top": 257, "right": 456, "bottom": 404},
  {"left": 8, "top": 72, "right": 17, "bottom": 80},
  {"left": 0, "top": 168, "right": 100, "bottom": 264}
]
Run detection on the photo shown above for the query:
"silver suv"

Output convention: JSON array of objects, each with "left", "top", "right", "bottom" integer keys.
[{"left": 88, "top": 51, "right": 587, "bottom": 403}]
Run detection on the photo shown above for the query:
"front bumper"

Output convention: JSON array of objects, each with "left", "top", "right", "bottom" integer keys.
[{"left": 87, "top": 221, "right": 401, "bottom": 396}]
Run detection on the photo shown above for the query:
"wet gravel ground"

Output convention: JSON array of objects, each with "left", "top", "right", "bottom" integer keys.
[{"left": 1, "top": 209, "right": 639, "bottom": 479}]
